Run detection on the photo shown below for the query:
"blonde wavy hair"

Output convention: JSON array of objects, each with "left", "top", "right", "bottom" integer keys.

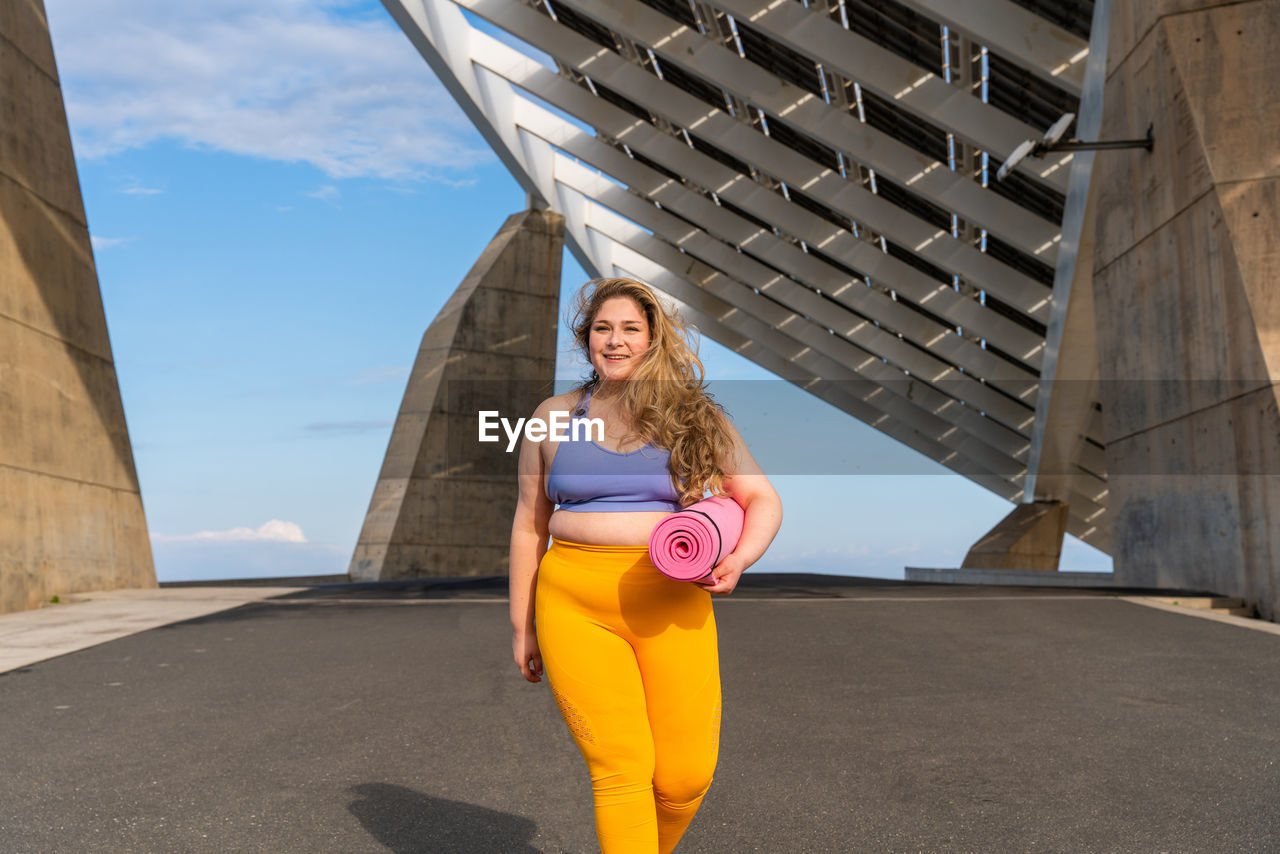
[{"left": 570, "top": 277, "right": 734, "bottom": 506}]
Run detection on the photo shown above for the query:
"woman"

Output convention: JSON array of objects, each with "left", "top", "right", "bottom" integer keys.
[{"left": 508, "top": 277, "right": 782, "bottom": 853}]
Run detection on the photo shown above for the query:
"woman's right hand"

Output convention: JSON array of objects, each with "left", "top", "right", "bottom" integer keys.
[{"left": 513, "top": 628, "right": 543, "bottom": 683}]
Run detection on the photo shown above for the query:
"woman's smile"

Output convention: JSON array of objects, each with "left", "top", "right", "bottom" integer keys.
[{"left": 590, "top": 296, "right": 651, "bottom": 381}]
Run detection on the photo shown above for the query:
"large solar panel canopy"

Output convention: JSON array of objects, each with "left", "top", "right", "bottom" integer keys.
[{"left": 381, "top": 0, "right": 1109, "bottom": 551}]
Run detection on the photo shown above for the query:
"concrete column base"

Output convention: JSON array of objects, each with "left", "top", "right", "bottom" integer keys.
[{"left": 962, "top": 502, "right": 1069, "bottom": 572}]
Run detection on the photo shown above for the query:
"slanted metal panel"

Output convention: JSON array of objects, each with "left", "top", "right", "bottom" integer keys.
[
  {"left": 549, "top": 151, "right": 1027, "bottom": 443},
  {"left": 574, "top": 187, "right": 991, "bottom": 450},
  {"left": 594, "top": 204, "right": 1037, "bottom": 503},
  {"left": 477, "top": 47, "right": 1054, "bottom": 345},
  {"left": 580, "top": 201, "right": 1028, "bottom": 495},
  {"left": 583, "top": 215, "right": 1026, "bottom": 498},
  {"left": 382, "top": 0, "right": 1109, "bottom": 538},
  {"left": 547, "top": 148, "right": 1035, "bottom": 453},
  {"left": 453, "top": 0, "right": 1055, "bottom": 322},
  {"left": 494, "top": 77, "right": 1046, "bottom": 380},
  {"left": 551, "top": 0, "right": 1062, "bottom": 261},
  {"left": 382, "top": 0, "right": 1029, "bottom": 487},
  {"left": 704, "top": 0, "right": 1073, "bottom": 194},
  {"left": 893, "top": 0, "right": 1088, "bottom": 96}
]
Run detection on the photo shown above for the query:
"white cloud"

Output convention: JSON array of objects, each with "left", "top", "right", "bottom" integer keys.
[
  {"left": 121, "top": 185, "right": 164, "bottom": 195},
  {"left": 151, "top": 519, "right": 308, "bottom": 543},
  {"left": 90, "top": 235, "right": 132, "bottom": 250},
  {"left": 150, "top": 539, "right": 348, "bottom": 582},
  {"left": 307, "top": 184, "right": 341, "bottom": 202},
  {"left": 46, "top": 0, "right": 491, "bottom": 181}
]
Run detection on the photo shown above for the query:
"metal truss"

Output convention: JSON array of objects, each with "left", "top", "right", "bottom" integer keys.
[{"left": 382, "top": 0, "right": 1108, "bottom": 547}]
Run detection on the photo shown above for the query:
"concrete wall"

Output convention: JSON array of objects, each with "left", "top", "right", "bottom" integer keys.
[
  {"left": 1093, "top": 0, "right": 1280, "bottom": 619},
  {"left": 1, "top": 1, "right": 155, "bottom": 613},
  {"left": 349, "top": 209, "right": 564, "bottom": 579}
]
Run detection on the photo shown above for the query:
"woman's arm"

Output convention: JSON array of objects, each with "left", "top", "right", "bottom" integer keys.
[
  {"left": 700, "top": 418, "right": 783, "bottom": 595},
  {"left": 509, "top": 400, "right": 555, "bottom": 682}
]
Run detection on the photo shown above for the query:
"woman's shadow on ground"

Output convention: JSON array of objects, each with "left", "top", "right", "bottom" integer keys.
[{"left": 349, "top": 782, "right": 541, "bottom": 853}]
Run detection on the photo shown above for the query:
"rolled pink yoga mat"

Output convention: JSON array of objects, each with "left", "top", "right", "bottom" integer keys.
[{"left": 648, "top": 495, "right": 745, "bottom": 582}]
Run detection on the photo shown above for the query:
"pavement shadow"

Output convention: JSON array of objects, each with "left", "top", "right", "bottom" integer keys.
[
  {"left": 168, "top": 600, "right": 425, "bottom": 627},
  {"left": 348, "top": 782, "right": 541, "bottom": 853}
]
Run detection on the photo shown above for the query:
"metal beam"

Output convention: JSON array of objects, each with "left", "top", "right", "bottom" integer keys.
[
  {"left": 548, "top": 147, "right": 1035, "bottom": 453},
  {"left": 476, "top": 49, "right": 1054, "bottom": 343},
  {"left": 551, "top": 0, "right": 1062, "bottom": 260},
  {"left": 380, "top": 0, "right": 1109, "bottom": 541},
  {"left": 451, "top": 0, "right": 1056, "bottom": 321},
  {"left": 381, "top": 0, "right": 1033, "bottom": 487},
  {"left": 475, "top": 49, "right": 1054, "bottom": 352},
  {"left": 486, "top": 56, "right": 1044, "bottom": 377},
  {"left": 1025, "top": 0, "right": 1110, "bottom": 559},
  {"left": 568, "top": 194, "right": 1027, "bottom": 498},
  {"left": 495, "top": 77, "right": 1046, "bottom": 383},
  {"left": 704, "top": 0, "right": 1073, "bottom": 194},
  {"left": 574, "top": 197, "right": 1028, "bottom": 496},
  {"left": 893, "top": 0, "right": 1088, "bottom": 96}
]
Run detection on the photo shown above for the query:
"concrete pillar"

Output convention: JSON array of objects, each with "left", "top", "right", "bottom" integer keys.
[
  {"left": 0, "top": 1, "right": 155, "bottom": 614},
  {"left": 962, "top": 502, "right": 1069, "bottom": 572},
  {"left": 349, "top": 209, "right": 565, "bottom": 580},
  {"left": 1092, "top": 1, "right": 1280, "bottom": 619}
]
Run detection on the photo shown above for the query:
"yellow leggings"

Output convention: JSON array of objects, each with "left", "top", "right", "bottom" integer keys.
[{"left": 536, "top": 539, "right": 721, "bottom": 854}]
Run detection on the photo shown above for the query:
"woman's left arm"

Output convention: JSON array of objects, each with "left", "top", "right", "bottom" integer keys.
[{"left": 700, "top": 419, "right": 783, "bottom": 595}]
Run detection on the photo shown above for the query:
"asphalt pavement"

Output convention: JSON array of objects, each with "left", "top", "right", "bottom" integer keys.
[{"left": 1, "top": 576, "right": 1277, "bottom": 853}]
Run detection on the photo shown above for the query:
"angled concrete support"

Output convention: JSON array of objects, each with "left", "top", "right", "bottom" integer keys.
[
  {"left": 1093, "top": 0, "right": 1280, "bottom": 620},
  {"left": 349, "top": 209, "right": 564, "bottom": 580},
  {"left": 1, "top": 1, "right": 155, "bottom": 614},
  {"left": 962, "top": 502, "right": 1069, "bottom": 571}
]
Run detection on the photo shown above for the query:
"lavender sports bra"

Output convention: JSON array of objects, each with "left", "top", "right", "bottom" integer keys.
[{"left": 545, "top": 387, "right": 682, "bottom": 513}]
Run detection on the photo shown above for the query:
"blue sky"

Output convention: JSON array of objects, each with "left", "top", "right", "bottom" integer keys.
[{"left": 46, "top": 0, "right": 1110, "bottom": 581}]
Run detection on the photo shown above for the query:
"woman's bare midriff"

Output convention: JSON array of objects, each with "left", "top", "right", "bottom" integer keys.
[
  {"left": 541, "top": 396, "right": 674, "bottom": 546},
  {"left": 548, "top": 508, "right": 673, "bottom": 546}
]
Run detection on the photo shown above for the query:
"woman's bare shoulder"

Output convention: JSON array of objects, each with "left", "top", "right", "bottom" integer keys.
[{"left": 534, "top": 389, "right": 584, "bottom": 417}]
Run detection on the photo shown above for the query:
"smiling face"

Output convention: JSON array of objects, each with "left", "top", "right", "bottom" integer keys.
[{"left": 589, "top": 296, "right": 651, "bottom": 383}]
